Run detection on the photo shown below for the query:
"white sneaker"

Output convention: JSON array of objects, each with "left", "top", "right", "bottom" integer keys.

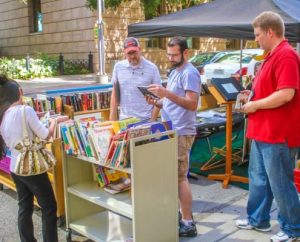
[
  {"left": 235, "top": 218, "right": 271, "bottom": 232},
  {"left": 270, "top": 231, "right": 299, "bottom": 242}
]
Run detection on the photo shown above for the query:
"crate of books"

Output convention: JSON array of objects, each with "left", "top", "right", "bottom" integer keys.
[{"left": 61, "top": 117, "right": 178, "bottom": 242}]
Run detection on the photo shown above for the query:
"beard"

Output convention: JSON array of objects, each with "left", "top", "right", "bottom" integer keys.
[
  {"left": 129, "top": 58, "right": 139, "bottom": 66},
  {"left": 170, "top": 55, "right": 184, "bottom": 68}
]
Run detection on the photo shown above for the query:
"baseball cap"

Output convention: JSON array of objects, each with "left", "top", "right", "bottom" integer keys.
[{"left": 124, "top": 37, "right": 140, "bottom": 54}]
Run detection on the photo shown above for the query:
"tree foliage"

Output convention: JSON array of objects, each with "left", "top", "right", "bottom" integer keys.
[
  {"left": 86, "top": 0, "right": 212, "bottom": 19},
  {"left": 17, "top": 0, "right": 212, "bottom": 19}
]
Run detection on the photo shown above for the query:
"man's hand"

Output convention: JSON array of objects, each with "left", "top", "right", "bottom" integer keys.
[
  {"left": 241, "top": 88, "right": 295, "bottom": 114},
  {"left": 148, "top": 84, "right": 167, "bottom": 98},
  {"left": 241, "top": 101, "right": 259, "bottom": 114},
  {"left": 239, "top": 90, "right": 251, "bottom": 103},
  {"left": 145, "top": 96, "right": 162, "bottom": 108}
]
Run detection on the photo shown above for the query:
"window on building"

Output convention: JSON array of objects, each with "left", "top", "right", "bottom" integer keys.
[
  {"left": 226, "top": 39, "right": 245, "bottom": 50},
  {"left": 28, "top": 0, "right": 43, "bottom": 33},
  {"left": 186, "top": 37, "right": 200, "bottom": 50},
  {"left": 146, "top": 38, "right": 166, "bottom": 49}
]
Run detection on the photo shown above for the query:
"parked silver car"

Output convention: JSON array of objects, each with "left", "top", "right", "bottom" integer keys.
[{"left": 203, "top": 49, "right": 264, "bottom": 81}]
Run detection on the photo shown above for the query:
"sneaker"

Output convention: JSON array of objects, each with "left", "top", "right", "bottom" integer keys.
[
  {"left": 179, "top": 221, "right": 197, "bottom": 237},
  {"left": 270, "top": 231, "right": 300, "bottom": 242},
  {"left": 235, "top": 219, "right": 271, "bottom": 232}
]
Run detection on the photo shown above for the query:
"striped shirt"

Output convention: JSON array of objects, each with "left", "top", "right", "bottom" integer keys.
[{"left": 111, "top": 57, "right": 161, "bottom": 120}]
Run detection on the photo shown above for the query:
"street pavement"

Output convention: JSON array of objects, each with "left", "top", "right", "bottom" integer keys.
[
  {"left": 0, "top": 174, "right": 282, "bottom": 242},
  {"left": 0, "top": 75, "right": 288, "bottom": 241}
]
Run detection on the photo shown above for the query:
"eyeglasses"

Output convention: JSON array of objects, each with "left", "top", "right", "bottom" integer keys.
[{"left": 166, "top": 53, "right": 181, "bottom": 58}]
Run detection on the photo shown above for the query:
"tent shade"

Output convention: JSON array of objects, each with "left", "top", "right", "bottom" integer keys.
[{"left": 128, "top": 0, "right": 300, "bottom": 42}]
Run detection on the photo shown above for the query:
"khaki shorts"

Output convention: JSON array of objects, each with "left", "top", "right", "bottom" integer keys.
[{"left": 178, "top": 135, "right": 195, "bottom": 182}]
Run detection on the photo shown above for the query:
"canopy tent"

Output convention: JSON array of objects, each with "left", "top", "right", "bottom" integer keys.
[{"left": 128, "top": 0, "right": 300, "bottom": 42}]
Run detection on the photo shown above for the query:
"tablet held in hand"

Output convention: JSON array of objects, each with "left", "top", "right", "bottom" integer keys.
[{"left": 137, "top": 86, "right": 159, "bottom": 99}]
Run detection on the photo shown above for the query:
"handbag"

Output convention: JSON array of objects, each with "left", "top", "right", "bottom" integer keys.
[{"left": 14, "top": 106, "right": 56, "bottom": 176}]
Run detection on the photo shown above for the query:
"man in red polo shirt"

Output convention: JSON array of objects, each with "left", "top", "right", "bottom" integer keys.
[{"left": 235, "top": 11, "right": 300, "bottom": 242}]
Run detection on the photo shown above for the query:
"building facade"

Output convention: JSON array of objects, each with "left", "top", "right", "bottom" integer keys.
[{"left": 0, "top": 0, "right": 228, "bottom": 76}]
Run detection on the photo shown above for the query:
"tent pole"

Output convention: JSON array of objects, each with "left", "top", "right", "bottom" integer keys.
[
  {"left": 95, "top": 0, "right": 109, "bottom": 83},
  {"left": 239, "top": 39, "right": 243, "bottom": 83},
  {"left": 297, "top": 43, "right": 300, "bottom": 54}
]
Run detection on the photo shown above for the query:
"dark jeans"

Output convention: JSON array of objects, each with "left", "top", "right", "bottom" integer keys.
[{"left": 11, "top": 172, "right": 58, "bottom": 242}]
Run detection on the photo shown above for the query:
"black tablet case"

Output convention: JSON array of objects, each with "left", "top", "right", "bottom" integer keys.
[{"left": 137, "top": 86, "right": 159, "bottom": 99}]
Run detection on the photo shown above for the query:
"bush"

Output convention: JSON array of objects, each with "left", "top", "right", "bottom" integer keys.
[
  {"left": 64, "top": 60, "right": 90, "bottom": 75},
  {"left": 0, "top": 53, "right": 90, "bottom": 79}
]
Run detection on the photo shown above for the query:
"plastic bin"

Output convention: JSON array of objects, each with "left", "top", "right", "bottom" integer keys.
[{"left": 0, "top": 155, "right": 11, "bottom": 174}]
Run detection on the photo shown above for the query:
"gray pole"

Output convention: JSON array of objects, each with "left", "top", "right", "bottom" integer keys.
[
  {"left": 239, "top": 39, "right": 243, "bottom": 84},
  {"left": 96, "top": 0, "right": 108, "bottom": 83}
]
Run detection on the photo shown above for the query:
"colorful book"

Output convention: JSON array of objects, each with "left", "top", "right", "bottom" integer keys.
[{"left": 90, "top": 125, "right": 114, "bottom": 161}]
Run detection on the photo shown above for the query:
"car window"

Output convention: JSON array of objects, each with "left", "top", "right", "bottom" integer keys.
[
  {"left": 215, "top": 54, "right": 253, "bottom": 64},
  {"left": 189, "top": 52, "right": 217, "bottom": 66},
  {"left": 210, "top": 52, "right": 228, "bottom": 63}
]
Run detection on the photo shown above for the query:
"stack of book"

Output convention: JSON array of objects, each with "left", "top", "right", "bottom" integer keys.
[
  {"left": 105, "top": 120, "right": 173, "bottom": 168},
  {"left": 23, "top": 89, "right": 112, "bottom": 116},
  {"left": 60, "top": 117, "right": 173, "bottom": 168},
  {"left": 61, "top": 90, "right": 112, "bottom": 112},
  {"left": 104, "top": 178, "right": 131, "bottom": 194},
  {"left": 23, "top": 94, "right": 62, "bottom": 114},
  {"left": 95, "top": 166, "right": 130, "bottom": 194},
  {"left": 60, "top": 117, "right": 140, "bottom": 159}
]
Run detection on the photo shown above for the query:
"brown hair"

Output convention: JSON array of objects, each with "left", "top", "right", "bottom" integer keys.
[
  {"left": 252, "top": 11, "right": 285, "bottom": 37},
  {"left": 167, "top": 36, "right": 188, "bottom": 54},
  {"left": 0, "top": 75, "right": 21, "bottom": 159}
]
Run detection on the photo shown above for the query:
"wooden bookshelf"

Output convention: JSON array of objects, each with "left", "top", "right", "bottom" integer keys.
[{"left": 63, "top": 104, "right": 110, "bottom": 121}]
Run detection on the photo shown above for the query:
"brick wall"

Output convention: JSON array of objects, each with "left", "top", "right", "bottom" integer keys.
[
  {"left": 0, "top": 0, "right": 145, "bottom": 74},
  {"left": 0, "top": 0, "right": 227, "bottom": 76}
]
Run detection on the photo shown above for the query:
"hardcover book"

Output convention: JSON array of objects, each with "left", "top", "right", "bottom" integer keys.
[{"left": 90, "top": 125, "right": 114, "bottom": 161}]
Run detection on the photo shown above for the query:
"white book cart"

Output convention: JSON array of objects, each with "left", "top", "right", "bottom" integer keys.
[{"left": 62, "top": 130, "right": 178, "bottom": 242}]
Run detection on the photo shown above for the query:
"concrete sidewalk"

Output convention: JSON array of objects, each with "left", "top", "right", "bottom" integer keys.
[
  {"left": 0, "top": 174, "right": 283, "bottom": 242},
  {"left": 184, "top": 175, "right": 280, "bottom": 242}
]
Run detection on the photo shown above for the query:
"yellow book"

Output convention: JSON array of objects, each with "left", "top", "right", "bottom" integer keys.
[{"left": 55, "top": 96, "right": 62, "bottom": 114}]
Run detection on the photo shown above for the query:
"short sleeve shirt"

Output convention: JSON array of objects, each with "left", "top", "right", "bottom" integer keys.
[
  {"left": 285, "top": 52, "right": 300, "bottom": 147},
  {"left": 111, "top": 57, "right": 161, "bottom": 120},
  {"left": 162, "top": 63, "right": 201, "bottom": 135},
  {"left": 246, "top": 40, "right": 300, "bottom": 145},
  {"left": 0, "top": 105, "right": 49, "bottom": 172}
]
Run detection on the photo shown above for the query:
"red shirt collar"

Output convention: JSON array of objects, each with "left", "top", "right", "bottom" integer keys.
[{"left": 265, "top": 39, "right": 288, "bottom": 60}]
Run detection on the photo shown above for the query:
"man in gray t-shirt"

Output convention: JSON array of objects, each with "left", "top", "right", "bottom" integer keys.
[
  {"left": 148, "top": 37, "right": 201, "bottom": 237},
  {"left": 109, "top": 37, "right": 161, "bottom": 121}
]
